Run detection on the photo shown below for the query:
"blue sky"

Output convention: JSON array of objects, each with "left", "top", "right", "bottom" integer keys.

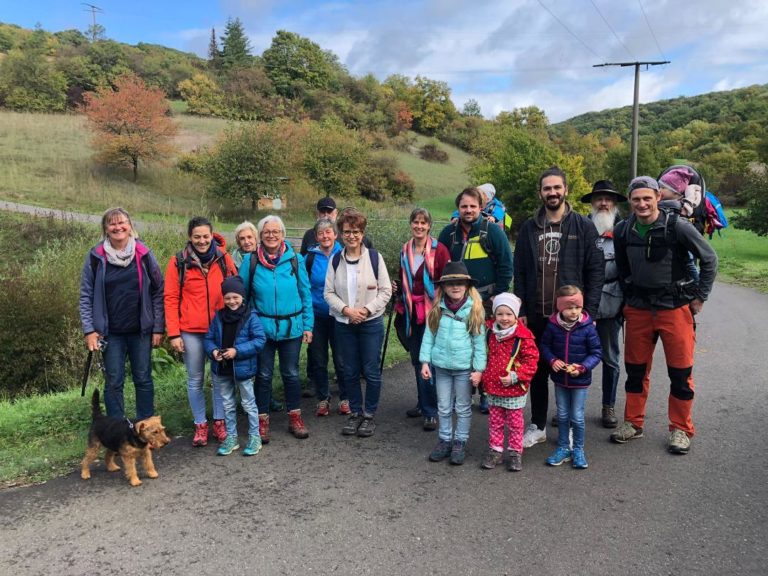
[{"left": 4, "top": 0, "right": 767, "bottom": 122}]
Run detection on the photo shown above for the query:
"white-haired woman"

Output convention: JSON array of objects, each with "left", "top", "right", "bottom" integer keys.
[
  {"left": 239, "top": 215, "right": 314, "bottom": 442},
  {"left": 231, "top": 220, "right": 258, "bottom": 269}
]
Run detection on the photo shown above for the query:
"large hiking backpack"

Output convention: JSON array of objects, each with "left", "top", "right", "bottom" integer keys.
[
  {"left": 702, "top": 190, "right": 728, "bottom": 238},
  {"left": 448, "top": 218, "right": 496, "bottom": 264}
]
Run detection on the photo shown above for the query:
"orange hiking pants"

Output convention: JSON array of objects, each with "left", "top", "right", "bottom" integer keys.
[{"left": 623, "top": 304, "right": 696, "bottom": 437}]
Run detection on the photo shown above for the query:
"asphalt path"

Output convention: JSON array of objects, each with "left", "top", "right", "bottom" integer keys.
[{"left": 1, "top": 281, "right": 767, "bottom": 576}]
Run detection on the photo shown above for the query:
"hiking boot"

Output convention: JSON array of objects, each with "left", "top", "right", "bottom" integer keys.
[
  {"left": 406, "top": 406, "right": 422, "bottom": 418},
  {"left": 243, "top": 435, "right": 262, "bottom": 457},
  {"left": 192, "top": 422, "right": 209, "bottom": 447},
  {"left": 288, "top": 409, "right": 309, "bottom": 439},
  {"left": 546, "top": 446, "right": 572, "bottom": 466},
  {"left": 478, "top": 395, "right": 489, "bottom": 414},
  {"left": 213, "top": 419, "right": 227, "bottom": 443},
  {"left": 450, "top": 440, "right": 467, "bottom": 465},
  {"left": 429, "top": 439, "right": 452, "bottom": 462},
  {"left": 572, "top": 447, "right": 588, "bottom": 469},
  {"left": 422, "top": 416, "right": 437, "bottom": 431},
  {"left": 338, "top": 400, "right": 351, "bottom": 415},
  {"left": 342, "top": 413, "right": 363, "bottom": 436},
  {"left": 602, "top": 405, "right": 618, "bottom": 428},
  {"left": 481, "top": 449, "right": 503, "bottom": 469},
  {"left": 217, "top": 435, "right": 240, "bottom": 456},
  {"left": 507, "top": 450, "right": 523, "bottom": 472},
  {"left": 357, "top": 416, "right": 376, "bottom": 438},
  {"left": 522, "top": 424, "right": 547, "bottom": 448},
  {"left": 610, "top": 421, "right": 644, "bottom": 444},
  {"left": 316, "top": 399, "right": 330, "bottom": 417},
  {"left": 259, "top": 414, "right": 270, "bottom": 444},
  {"left": 668, "top": 429, "right": 691, "bottom": 455}
]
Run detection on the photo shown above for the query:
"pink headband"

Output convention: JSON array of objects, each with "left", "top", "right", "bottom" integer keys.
[{"left": 556, "top": 293, "right": 583, "bottom": 312}]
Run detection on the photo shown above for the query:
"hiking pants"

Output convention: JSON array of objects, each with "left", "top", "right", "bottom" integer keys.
[{"left": 622, "top": 305, "right": 696, "bottom": 437}]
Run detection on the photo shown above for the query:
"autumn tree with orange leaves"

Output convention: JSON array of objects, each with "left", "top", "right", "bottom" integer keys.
[{"left": 83, "top": 74, "right": 178, "bottom": 180}]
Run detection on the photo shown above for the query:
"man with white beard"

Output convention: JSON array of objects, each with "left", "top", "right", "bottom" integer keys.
[{"left": 581, "top": 180, "right": 627, "bottom": 428}]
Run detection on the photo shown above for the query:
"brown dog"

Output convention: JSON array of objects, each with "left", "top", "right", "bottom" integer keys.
[{"left": 81, "top": 389, "right": 170, "bottom": 487}]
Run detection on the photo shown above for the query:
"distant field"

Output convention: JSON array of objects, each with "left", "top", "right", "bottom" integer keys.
[{"left": 709, "top": 212, "right": 768, "bottom": 293}]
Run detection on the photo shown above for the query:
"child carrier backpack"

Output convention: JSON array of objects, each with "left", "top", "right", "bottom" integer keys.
[{"left": 702, "top": 191, "right": 728, "bottom": 238}]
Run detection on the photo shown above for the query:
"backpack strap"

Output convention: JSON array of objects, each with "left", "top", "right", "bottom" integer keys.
[
  {"left": 304, "top": 251, "right": 317, "bottom": 276},
  {"left": 246, "top": 252, "right": 301, "bottom": 305},
  {"left": 332, "top": 249, "right": 379, "bottom": 281}
]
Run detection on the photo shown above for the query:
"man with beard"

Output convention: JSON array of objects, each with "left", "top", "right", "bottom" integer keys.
[
  {"left": 514, "top": 166, "right": 604, "bottom": 448},
  {"left": 581, "top": 180, "right": 627, "bottom": 428}
]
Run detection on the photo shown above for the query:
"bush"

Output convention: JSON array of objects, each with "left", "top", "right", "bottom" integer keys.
[{"left": 419, "top": 142, "right": 449, "bottom": 163}]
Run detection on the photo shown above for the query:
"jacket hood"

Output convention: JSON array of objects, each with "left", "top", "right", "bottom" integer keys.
[
  {"left": 213, "top": 232, "right": 228, "bottom": 251},
  {"left": 534, "top": 201, "right": 573, "bottom": 228}
]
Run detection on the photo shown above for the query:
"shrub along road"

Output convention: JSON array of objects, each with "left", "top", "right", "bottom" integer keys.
[{"left": 1, "top": 286, "right": 766, "bottom": 575}]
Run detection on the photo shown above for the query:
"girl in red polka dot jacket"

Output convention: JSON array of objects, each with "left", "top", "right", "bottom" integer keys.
[{"left": 480, "top": 293, "right": 539, "bottom": 472}]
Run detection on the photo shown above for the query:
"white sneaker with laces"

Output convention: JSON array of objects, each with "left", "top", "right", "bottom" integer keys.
[{"left": 522, "top": 424, "right": 547, "bottom": 448}]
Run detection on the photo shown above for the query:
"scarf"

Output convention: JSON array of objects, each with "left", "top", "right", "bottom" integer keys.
[
  {"left": 190, "top": 239, "right": 217, "bottom": 267},
  {"left": 556, "top": 312, "right": 582, "bottom": 331},
  {"left": 492, "top": 321, "right": 518, "bottom": 341},
  {"left": 221, "top": 303, "right": 249, "bottom": 325},
  {"left": 445, "top": 295, "right": 467, "bottom": 313},
  {"left": 257, "top": 243, "right": 286, "bottom": 271},
  {"left": 400, "top": 237, "right": 437, "bottom": 335},
  {"left": 103, "top": 237, "right": 136, "bottom": 268}
]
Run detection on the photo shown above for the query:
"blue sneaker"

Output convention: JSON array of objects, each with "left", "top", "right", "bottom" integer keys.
[
  {"left": 243, "top": 435, "right": 262, "bottom": 457},
  {"left": 572, "top": 448, "right": 588, "bottom": 469},
  {"left": 546, "top": 446, "right": 572, "bottom": 466},
  {"left": 217, "top": 436, "right": 240, "bottom": 456}
]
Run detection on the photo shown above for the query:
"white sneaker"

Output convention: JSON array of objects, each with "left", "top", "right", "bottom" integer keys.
[{"left": 522, "top": 424, "right": 547, "bottom": 448}]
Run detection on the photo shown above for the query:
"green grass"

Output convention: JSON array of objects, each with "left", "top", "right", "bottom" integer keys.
[{"left": 709, "top": 213, "right": 768, "bottom": 292}]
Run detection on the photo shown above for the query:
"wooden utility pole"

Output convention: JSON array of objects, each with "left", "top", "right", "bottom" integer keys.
[
  {"left": 594, "top": 60, "right": 670, "bottom": 179},
  {"left": 82, "top": 3, "right": 104, "bottom": 42}
]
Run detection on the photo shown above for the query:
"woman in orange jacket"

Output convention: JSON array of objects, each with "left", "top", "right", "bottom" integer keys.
[{"left": 165, "top": 216, "right": 237, "bottom": 447}]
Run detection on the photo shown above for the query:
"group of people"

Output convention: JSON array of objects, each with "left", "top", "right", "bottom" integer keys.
[{"left": 79, "top": 163, "right": 717, "bottom": 467}]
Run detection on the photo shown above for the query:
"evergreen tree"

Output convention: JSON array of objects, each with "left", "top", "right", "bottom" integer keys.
[
  {"left": 219, "top": 18, "right": 251, "bottom": 71},
  {"left": 208, "top": 27, "right": 222, "bottom": 72}
]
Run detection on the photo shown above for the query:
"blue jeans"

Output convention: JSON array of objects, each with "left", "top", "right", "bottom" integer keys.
[
  {"left": 101, "top": 332, "right": 154, "bottom": 420},
  {"left": 408, "top": 322, "right": 437, "bottom": 418},
  {"left": 213, "top": 373, "right": 259, "bottom": 437},
  {"left": 335, "top": 317, "right": 384, "bottom": 415},
  {"left": 256, "top": 337, "right": 302, "bottom": 413},
  {"left": 434, "top": 367, "right": 472, "bottom": 442},
  {"left": 181, "top": 331, "right": 224, "bottom": 424},
  {"left": 596, "top": 316, "right": 622, "bottom": 406},
  {"left": 555, "top": 386, "right": 588, "bottom": 450},
  {"left": 309, "top": 313, "right": 346, "bottom": 401}
]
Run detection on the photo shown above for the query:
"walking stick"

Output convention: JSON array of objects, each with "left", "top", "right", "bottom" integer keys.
[{"left": 379, "top": 299, "right": 395, "bottom": 374}]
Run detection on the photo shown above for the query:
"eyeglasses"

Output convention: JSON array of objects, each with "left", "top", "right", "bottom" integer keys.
[
  {"left": 342, "top": 230, "right": 363, "bottom": 237},
  {"left": 261, "top": 230, "right": 283, "bottom": 237}
]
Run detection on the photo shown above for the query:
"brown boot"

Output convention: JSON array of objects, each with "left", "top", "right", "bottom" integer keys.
[
  {"left": 288, "top": 409, "right": 309, "bottom": 439},
  {"left": 602, "top": 405, "right": 618, "bottom": 428},
  {"left": 259, "top": 414, "right": 270, "bottom": 444}
]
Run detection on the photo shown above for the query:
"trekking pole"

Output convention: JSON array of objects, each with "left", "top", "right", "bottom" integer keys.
[{"left": 379, "top": 298, "right": 394, "bottom": 374}]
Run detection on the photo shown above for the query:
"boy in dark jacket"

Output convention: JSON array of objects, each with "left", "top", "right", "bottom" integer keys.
[
  {"left": 204, "top": 277, "right": 266, "bottom": 456},
  {"left": 540, "top": 286, "right": 602, "bottom": 470}
]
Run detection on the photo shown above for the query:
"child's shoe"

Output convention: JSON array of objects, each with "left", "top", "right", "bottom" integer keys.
[
  {"left": 217, "top": 435, "right": 240, "bottom": 456},
  {"left": 449, "top": 440, "right": 467, "bottom": 465},
  {"left": 338, "top": 399, "right": 352, "bottom": 415},
  {"left": 259, "top": 414, "right": 270, "bottom": 444},
  {"left": 316, "top": 399, "right": 330, "bottom": 417},
  {"left": 481, "top": 449, "right": 503, "bottom": 469},
  {"left": 429, "top": 439, "right": 452, "bottom": 462},
  {"left": 546, "top": 446, "right": 572, "bottom": 466},
  {"left": 572, "top": 447, "right": 588, "bottom": 469},
  {"left": 243, "top": 435, "right": 262, "bottom": 457},
  {"left": 213, "top": 419, "right": 227, "bottom": 442},
  {"left": 507, "top": 450, "right": 523, "bottom": 472},
  {"left": 192, "top": 422, "right": 209, "bottom": 447}
]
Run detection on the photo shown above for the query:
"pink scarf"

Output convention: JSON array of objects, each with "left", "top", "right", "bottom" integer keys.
[{"left": 257, "top": 243, "right": 286, "bottom": 271}]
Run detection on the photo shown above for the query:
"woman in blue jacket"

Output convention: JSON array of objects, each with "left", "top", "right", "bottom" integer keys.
[
  {"left": 79, "top": 207, "right": 164, "bottom": 420},
  {"left": 240, "top": 215, "right": 314, "bottom": 442}
]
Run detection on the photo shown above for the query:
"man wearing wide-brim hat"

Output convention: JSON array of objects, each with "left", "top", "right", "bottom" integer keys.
[{"left": 580, "top": 179, "right": 626, "bottom": 429}]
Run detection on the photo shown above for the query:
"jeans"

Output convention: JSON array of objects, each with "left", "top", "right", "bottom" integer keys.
[
  {"left": 182, "top": 331, "right": 224, "bottom": 424},
  {"left": 213, "top": 373, "right": 259, "bottom": 437},
  {"left": 101, "top": 332, "right": 154, "bottom": 420},
  {"left": 256, "top": 337, "right": 302, "bottom": 413},
  {"left": 335, "top": 317, "right": 385, "bottom": 415},
  {"left": 308, "top": 313, "right": 346, "bottom": 401},
  {"left": 555, "top": 386, "right": 588, "bottom": 450},
  {"left": 596, "top": 316, "right": 622, "bottom": 407},
  {"left": 407, "top": 322, "right": 437, "bottom": 418},
  {"left": 434, "top": 367, "right": 472, "bottom": 442}
]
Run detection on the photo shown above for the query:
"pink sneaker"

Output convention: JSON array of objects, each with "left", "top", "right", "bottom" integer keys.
[{"left": 338, "top": 399, "right": 351, "bottom": 415}]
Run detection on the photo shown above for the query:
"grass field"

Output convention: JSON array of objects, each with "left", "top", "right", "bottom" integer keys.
[{"left": 708, "top": 213, "right": 768, "bottom": 292}]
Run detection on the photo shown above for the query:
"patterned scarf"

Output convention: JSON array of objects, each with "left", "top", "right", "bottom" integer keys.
[
  {"left": 103, "top": 237, "right": 136, "bottom": 268},
  {"left": 400, "top": 237, "right": 437, "bottom": 336},
  {"left": 492, "top": 321, "right": 518, "bottom": 341},
  {"left": 257, "top": 242, "right": 286, "bottom": 271}
]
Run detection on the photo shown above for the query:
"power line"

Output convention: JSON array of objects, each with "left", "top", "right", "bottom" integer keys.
[
  {"left": 82, "top": 3, "right": 104, "bottom": 42},
  {"left": 589, "top": 0, "right": 635, "bottom": 60},
  {"left": 535, "top": 0, "right": 602, "bottom": 59},
  {"left": 638, "top": 0, "right": 667, "bottom": 62}
]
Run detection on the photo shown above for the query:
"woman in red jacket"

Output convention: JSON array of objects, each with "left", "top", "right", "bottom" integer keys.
[{"left": 165, "top": 216, "right": 237, "bottom": 447}]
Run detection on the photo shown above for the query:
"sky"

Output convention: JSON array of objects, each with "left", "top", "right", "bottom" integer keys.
[{"left": 3, "top": 0, "right": 767, "bottom": 122}]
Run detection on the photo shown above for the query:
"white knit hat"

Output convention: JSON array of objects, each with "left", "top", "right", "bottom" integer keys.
[
  {"left": 492, "top": 292, "right": 521, "bottom": 317},
  {"left": 477, "top": 183, "right": 496, "bottom": 201}
]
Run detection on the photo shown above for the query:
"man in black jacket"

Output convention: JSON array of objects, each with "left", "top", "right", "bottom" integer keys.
[{"left": 514, "top": 166, "right": 604, "bottom": 449}]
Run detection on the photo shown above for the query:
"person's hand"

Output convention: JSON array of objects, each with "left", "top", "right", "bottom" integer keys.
[
  {"left": 551, "top": 359, "right": 566, "bottom": 372},
  {"left": 213, "top": 349, "right": 223, "bottom": 362},
  {"left": 519, "top": 316, "right": 528, "bottom": 327},
  {"left": 391, "top": 280, "right": 399, "bottom": 294},
  {"left": 487, "top": 216, "right": 497, "bottom": 223},
  {"left": 344, "top": 307, "right": 368, "bottom": 324},
  {"left": 303, "top": 330, "right": 313, "bottom": 344},
  {"left": 85, "top": 332, "right": 101, "bottom": 352},
  {"left": 689, "top": 299, "right": 704, "bottom": 315},
  {"left": 500, "top": 372, "right": 513, "bottom": 387},
  {"left": 450, "top": 217, "right": 458, "bottom": 225},
  {"left": 421, "top": 363, "right": 432, "bottom": 380},
  {"left": 170, "top": 337, "right": 185, "bottom": 354},
  {"left": 565, "top": 364, "right": 583, "bottom": 376},
  {"left": 469, "top": 371, "right": 482, "bottom": 386},
  {"left": 221, "top": 347, "right": 237, "bottom": 360},
  {"left": 151, "top": 334, "right": 163, "bottom": 347}
]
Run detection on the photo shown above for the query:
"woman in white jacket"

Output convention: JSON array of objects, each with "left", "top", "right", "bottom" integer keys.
[{"left": 325, "top": 209, "right": 392, "bottom": 438}]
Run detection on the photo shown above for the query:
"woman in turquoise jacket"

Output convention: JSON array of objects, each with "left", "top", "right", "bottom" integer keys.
[{"left": 240, "top": 215, "right": 313, "bottom": 442}]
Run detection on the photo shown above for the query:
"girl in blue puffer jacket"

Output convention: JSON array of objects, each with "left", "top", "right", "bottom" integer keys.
[
  {"left": 205, "top": 276, "right": 266, "bottom": 457},
  {"left": 540, "top": 285, "right": 602, "bottom": 470}
]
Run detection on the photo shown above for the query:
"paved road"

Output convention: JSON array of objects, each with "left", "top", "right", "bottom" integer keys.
[{"left": 1, "top": 281, "right": 766, "bottom": 576}]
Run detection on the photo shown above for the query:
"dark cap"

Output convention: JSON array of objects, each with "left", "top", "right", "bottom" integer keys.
[
  {"left": 316, "top": 197, "right": 337, "bottom": 212},
  {"left": 627, "top": 176, "right": 660, "bottom": 195},
  {"left": 581, "top": 179, "right": 627, "bottom": 204}
]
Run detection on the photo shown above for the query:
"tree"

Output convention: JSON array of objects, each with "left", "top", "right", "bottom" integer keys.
[
  {"left": 178, "top": 73, "right": 226, "bottom": 116},
  {"left": 83, "top": 73, "right": 178, "bottom": 180},
  {"left": 462, "top": 98, "right": 482, "bottom": 117},
  {"left": 410, "top": 75, "right": 456, "bottom": 135},
  {"left": 733, "top": 166, "right": 768, "bottom": 236},
  {"left": 219, "top": 18, "right": 251, "bottom": 71},
  {"left": 303, "top": 121, "right": 368, "bottom": 198},
  {"left": 0, "top": 47, "right": 67, "bottom": 111},
  {"left": 208, "top": 27, "right": 222, "bottom": 72},
  {"left": 262, "top": 30, "right": 343, "bottom": 97}
]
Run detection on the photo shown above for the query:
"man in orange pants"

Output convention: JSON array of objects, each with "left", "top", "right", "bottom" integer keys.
[{"left": 611, "top": 176, "right": 718, "bottom": 454}]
